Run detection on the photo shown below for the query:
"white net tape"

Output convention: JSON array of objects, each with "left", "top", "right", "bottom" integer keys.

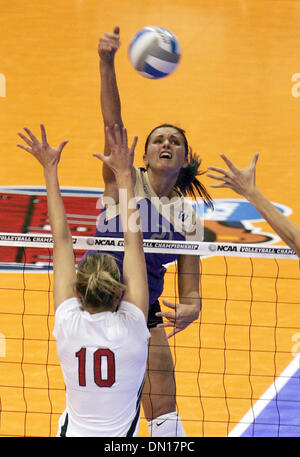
[{"left": 0, "top": 232, "right": 297, "bottom": 259}]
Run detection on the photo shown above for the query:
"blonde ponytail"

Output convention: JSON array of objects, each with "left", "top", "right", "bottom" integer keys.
[{"left": 76, "top": 254, "right": 125, "bottom": 309}]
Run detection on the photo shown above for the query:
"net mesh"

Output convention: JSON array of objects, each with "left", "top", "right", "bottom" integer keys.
[{"left": 0, "top": 236, "right": 299, "bottom": 437}]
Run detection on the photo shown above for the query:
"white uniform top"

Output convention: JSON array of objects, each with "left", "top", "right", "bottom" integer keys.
[{"left": 53, "top": 297, "right": 150, "bottom": 437}]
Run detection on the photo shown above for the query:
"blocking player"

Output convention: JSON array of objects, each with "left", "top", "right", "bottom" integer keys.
[{"left": 17, "top": 123, "right": 150, "bottom": 437}]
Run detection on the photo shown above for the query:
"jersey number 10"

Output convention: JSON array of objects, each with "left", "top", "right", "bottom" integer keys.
[{"left": 76, "top": 347, "right": 116, "bottom": 387}]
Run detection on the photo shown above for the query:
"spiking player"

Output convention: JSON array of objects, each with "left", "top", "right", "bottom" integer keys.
[{"left": 83, "top": 26, "right": 214, "bottom": 437}]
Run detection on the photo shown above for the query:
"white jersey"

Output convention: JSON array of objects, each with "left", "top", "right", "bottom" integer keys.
[{"left": 53, "top": 297, "right": 150, "bottom": 437}]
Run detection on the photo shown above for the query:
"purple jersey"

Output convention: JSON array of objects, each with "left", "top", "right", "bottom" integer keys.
[{"left": 82, "top": 168, "right": 199, "bottom": 305}]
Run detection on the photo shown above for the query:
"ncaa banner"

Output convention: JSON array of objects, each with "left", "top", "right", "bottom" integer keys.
[{"left": 0, "top": 186, "right": 296, "bottom": 271}]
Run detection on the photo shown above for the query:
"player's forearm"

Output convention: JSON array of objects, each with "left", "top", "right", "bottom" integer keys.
[
  {"left": 246, "top": 187, "right": 300, "bottom": 256},
  {"left": 100, "top": 61, "right": 123, "bottom": 128},
  {"left": 118, "top": 173, "right": 147, "bottom": 307},
  {"left": 44, "top": 166, "right": 72, "bottom": 243},
  {"left": 178, "top": 255, "right": 201, "bottom": 312},
  {"left": 117, "top": 173, "right": 146, "bottom": 292},
  {"left": 116, "top": 173, "right": 142, "bottom": 247}
]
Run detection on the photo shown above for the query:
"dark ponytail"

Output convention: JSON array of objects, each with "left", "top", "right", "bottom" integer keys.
[
  {"left": 145, "top": 124, "right": 214, "bottom": 210},
  {"left": 175, "top": 147, "right": 214, "bottom": 210}
]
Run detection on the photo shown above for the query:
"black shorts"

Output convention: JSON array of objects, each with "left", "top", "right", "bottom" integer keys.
[{"left": 147, "top": 300, "right": 163, "bottom": 329}]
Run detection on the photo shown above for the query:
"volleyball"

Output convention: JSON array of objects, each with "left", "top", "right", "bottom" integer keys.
[{"left": 128, "top": 26, "right": 181, "bottom": 79}]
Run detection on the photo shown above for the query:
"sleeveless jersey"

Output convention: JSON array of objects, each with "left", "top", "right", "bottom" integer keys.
[
  {"left": 53, "top": 297, "right": 150, "bottom": 437},
  {"left": 84, "top": 167, "right": 201, "bottom": 305}
]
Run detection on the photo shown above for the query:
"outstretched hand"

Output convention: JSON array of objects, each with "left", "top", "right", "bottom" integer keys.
[
  {"left": 94, "top": 124, "right": 138, "bottom": 179},
  {"left": 17, "top": 124, "right": 68, "bottom": 169},
  {"left": 98, "top": 26, "right": 120, "bottom": 62},
  {"left": 207, "top": 153, "right": 259, "bottom": 198},
  {"left": 155, "top": 300, "right": 200, "bottom": 339}
]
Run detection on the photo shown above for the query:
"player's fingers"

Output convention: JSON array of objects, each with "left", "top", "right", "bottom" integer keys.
[
  {"left": 58, "top": 140, "right": 69, "bottom": 152},
  {"left": 250, "top": 152, "right": 259, "bottom": 169},
  {"left": 102, "top": 43, "right": 117, "bottom": 53},
  {"left": 102, "top": 34, "right": 120, "bottom": 46},
  {"left": 207, "top": 166, "right": 227, "bottom": 175},
  {"left": 40, "top": 124, "right": 48, "bottom": 145},
  {"left": 220, "top": 154, "right": 238, "bottom": 172},
  {"left": 99, "top": 39, "right": 118, "bottom": 54},
  {"left": 113, "top": 26, "right": 120, "bottom": 36},
  {"left": 162, "top": 299, "right": 176, "bottom": 309},
  {"left": 17, "top": 143, "right": 33, "bottom": 153},
  {"left": 93, "top": 153, "right": 106, "bottom": 163},
  {"left": 23, "top": 127, "right": 39, "bottom": 144},
  {"left": 122, "top": 127, "right": 128, "bottom": 147},
  {"left": 210, "top": 183, "right": 231, "bottom": 189},
  {"left": 17, "top": 132, "right": 33, "bottom": 147},
  {"left": 130, "top": 136, "right": 138, "bottom": 155},
  {"left": 103, "top": 32, "right": 119, "bottom": 40},
  {"left": 155, "top": 311, "right": 176, "bottom": 321},
  {"left": 206, "top": 173, "right": 229, "bottom": 181},
  {"left": 156, "top": 322, "right": 176, "bottom": 329}
]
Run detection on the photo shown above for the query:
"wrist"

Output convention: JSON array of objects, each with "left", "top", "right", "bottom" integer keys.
[
  {"left": 115, "top": 172, "right": 132, "bottom": 186},
  {"left": 192, "top": 301, "right": 201, "bottom": 314},
  {"left": 181, "top": 295, "right": 201, "bottom": 313},
  {"left": 243, "top": 185, "right": 260, "bottom": 202},
  {"left": 100, "top": 58, "right": 115, "bottom": 70},
  {"left": 43, "top": 163, "right": 58, "bottom": 177}
]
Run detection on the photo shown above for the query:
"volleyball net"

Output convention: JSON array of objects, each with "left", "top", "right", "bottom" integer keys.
[{"left": 0, "top": 233, "right": 299, "bottom": 437}]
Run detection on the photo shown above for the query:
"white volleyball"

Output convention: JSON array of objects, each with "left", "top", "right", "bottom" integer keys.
[{"left": 128, "top": 26, "right": 181, "bottom": 79}]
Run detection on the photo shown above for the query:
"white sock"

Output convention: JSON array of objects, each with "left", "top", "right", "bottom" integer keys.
[{"left": 147, "top": 411, "right": 186, "bottom": 437}]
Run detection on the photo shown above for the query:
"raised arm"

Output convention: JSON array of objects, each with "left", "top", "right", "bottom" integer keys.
[
  {"left": 207, "top": 153, "right": 300, "bottom": 257},
  {"left": 98, "top": 26, "right": 124, "bottom": 192},
  {"left": 17, "top": 125, "right": 75, "bottom": 310},
  {"left": 94, "top": 125, "right": 149, "bottom": 319}
]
